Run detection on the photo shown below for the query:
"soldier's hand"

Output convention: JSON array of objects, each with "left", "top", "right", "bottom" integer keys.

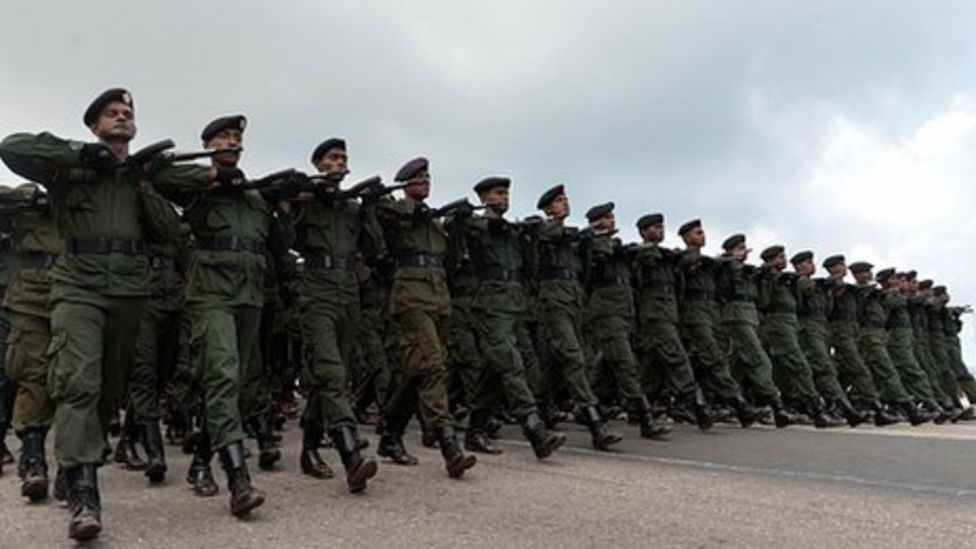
[
  {"left": 80, "top": 143, "right": 117, "bottom": 171},
  {"left": 412, "top": 202, "right": 431, "bottom": 221},
  {"left": 215, "top": 166, "right": 246, "bottom": 189}
]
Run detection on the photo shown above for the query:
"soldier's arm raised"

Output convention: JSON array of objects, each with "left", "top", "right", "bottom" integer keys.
[{"left": 0, "top": 132, "right": 101, "bottom": 185}]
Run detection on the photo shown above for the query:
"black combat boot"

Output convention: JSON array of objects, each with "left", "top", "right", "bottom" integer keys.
[
  {"left": 465, "top": 409, "right": 503, "bottom": 455},
  {"left": 53, "top": 467, "right": 67, "bottom": 502},
  {"left": 928, "top": 401, "right": 955, "bottom": 425},
  {"left": 833, "top": 396, "right": 868, "bottom": 428},
  {"left": 66, "top": 465, "right": 101, "bottom": 541},
  {"left": 20, "top": 429, "right": 49, "bottom": 501},
  {"left": 632, "top": 396, "right": 673, "bottom": 439},
  {"left": 377, "top": 415, "right": 419, "bottom": 465},
  {"left": 114, "top": 412, "right": 147, "bottom": 470},
  {"left": 809, "top": 399, "right": 845, "bottom": 429},
  {"left": 522, "top": 411, "right": 566, "bottom": 460},
  {"left": 581, "top": 406, "right": 623, "bottom": 450},
  {"left": 247, "top": 414, "right": 281, "bottom": 471},
  {"left": 329, "top": 426, "right": 378, "bottom": 493},
  {"left": 219, "top": 441, "right": 265, "bottom": 517},
  {"left": 437, "top": 425, "right": 476, "bottom": 479},
  {"left": 139, "top": 419, "right": 167, "bottom": 484},
  {"left": 186, "top": 430, "right": 218, "bottom": 497},
  {"left": 685, "top": 389, "right": 715, "bottom": 431},
  {"left": 872, "top": 401, "right": 901, "bottom": 426},
  {"left": 901, "top": 401, "right": 936, "bottom": 426},
  {"left": 300, "top": 424, "right": 334, "bottom": 479},
  {"left": 769, "top": 396, "right": 798, "bottom": 428},
  {"left": 730, "top": 394, "right": 765, "bottom": 428},
  {"left": 166, "top": 408, "right": 189, "bottom": 447}
]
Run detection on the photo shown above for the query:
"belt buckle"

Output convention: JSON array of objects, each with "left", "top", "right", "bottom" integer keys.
[
  {"left": 109, "top": 238, "right": 122, "bottom": 254},
  {"left": 228, "top": 236, "right": 241, "bottom": 251}
]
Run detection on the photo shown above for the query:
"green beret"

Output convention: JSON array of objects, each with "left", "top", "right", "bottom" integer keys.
[
  {"left": 636, "top": 213, "right": 664, "bottom": 230},
  {"left": 822, "top": 254, "right": 845, "bottom": 269},
  {"left": 721, "top": 233, "right": 745, "bottom": 251},
  {"left": 790, "top": 250, "right": 813, "bottom": 264},
  {"left": 848, "top": 261, "right": 873, "bottom": 273},
  {"left": 585, "top": 202, "right": 615, "bottom": 222},
  {"left": 473, "top": 176, "right": 511, "bottom": 194},
  {"left": 311, "top": 138, "right": 346, "bottom": 165},
  {"left": 918, "top": 279, "right": 934, "bottom": 290},
  {"left": 394, "top": 157, "right": 428, "bottom": 182},
  {"left": 875, "top": 267, "right": 896, "bottom": 282},
  {"left": 201, "top": 114, "right": 247, "bottom": 141},
  {"left": 678, "top": 219, "right": 701, "bottom": 236},
  {"left": 536, "top": 184, "right": 565, "bottom": 210},
  {"left": 760, "top": 245, "right": 785, "bottom": 262},
  {"left": 83, "top": 88, "right": 133, "bottom": 126},
  {"left": 904, "top": 270, "right": 917, "bottom": 281}
]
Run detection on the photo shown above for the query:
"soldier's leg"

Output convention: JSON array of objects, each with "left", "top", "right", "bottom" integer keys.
[
  {"left": 725, "top": 321, "right": 797, "bottom": 426},
  {"left": 683, "top": 322, "right": 739, "bottom": 401},
  {"left": 647, "top": 321, "right": 713, "bottom": 430},
  {"left": 860, "top": 339, "right": 911, "bottom": 404},
  {"left": 830, "top": 334, "right": 879, "bottom": 403},
  {"left": 231, "top": 305, "right": 280, "bottom": 470},
  {"left": 0, "top": 308, "right": 11, "bottom": 466},
  {"left": 889, "top": 343, "right": 938, "bottom": 407},
  {"left": 946, "top": 343, "right": 976, "bottom": 402},
  {"left": 516, "top": 316, "right": 541, "bottom": 396},
  {"left": 7, "top": 314, "right": 54, "bottom": 500}
]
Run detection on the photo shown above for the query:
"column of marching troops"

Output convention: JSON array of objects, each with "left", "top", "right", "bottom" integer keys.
[{"left": 0, "top": 88, "right": 973, "bottom": 541}]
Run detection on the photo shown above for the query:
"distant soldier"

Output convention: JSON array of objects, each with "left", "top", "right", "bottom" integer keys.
[
  {"left": 903, "top": 272, "right": 961, "bottom": 417},
  {"left": 757, "top": 245, "right": 843, "bottom": 428},
  {"left": 790, "top": 251, "right": 867, "bottom": 426},
  {"left": 675, "top": 220, "right": 763, "bottom": 426}
]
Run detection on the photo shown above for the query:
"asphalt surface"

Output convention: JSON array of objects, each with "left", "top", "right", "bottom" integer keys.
[{"left": 2, "top": 417, "right": 976, "bottom": 548}]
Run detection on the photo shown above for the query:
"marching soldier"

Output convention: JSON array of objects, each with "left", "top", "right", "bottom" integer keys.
[
  {"left": 790, "top": 251, "right": 867, "bottom": 426},
  {"left": 675, "top": 220, "right": 763, "bottom": 426},
  {"left": 458, "top": 177, "right": 568, "bottom": 457},
  {"left": 374, "top": 157, "right": 477, "bottom": 477},
  {"left": 291, "top": 138, "right": 380, "bottom": 492}
]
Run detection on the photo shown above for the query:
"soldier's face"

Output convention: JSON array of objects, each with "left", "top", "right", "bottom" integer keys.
[
  {"left": 316, "top": 148, "right": 348, "bottom": 176},
  {"left": 730, "top": 242, "right": 749, "bottom": 261},
  {"left": 770, "top": 252, "right": 787, "bottom": 270},
  {"left": 405, "top": 171, "right": 430, "bottom": 200},
  {"left": 593, "top": 212, "right": 615, "bottom": 231},
  {"left": 546, "top": 194, "right": 569, "bottom": 218},
  {"left": 90, "top": 101, "right": 136, "bottom": 142},
  {"left": 828, "top": 262, "right": 846, "bottom": 279},
  {"left": 853, "top": 270, "right": 872, "bottom": 284},
  {"left": 480, "top": 187, "right": 510, "bottom": 214},
  {"left": 683, "top": 227, "right": 705, "bottom": 247},
  {"left": 793, "top": 259, "right": 814, "bottom": 275},
  {"left": 206, "top": 129, "right": 243, "bottom": 167},
  {"left": 642, "top": 223, "right": 664, "bottom": 243}
]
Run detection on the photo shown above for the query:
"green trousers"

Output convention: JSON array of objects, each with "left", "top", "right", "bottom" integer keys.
[
  {"left": 353, "top": 307, "right": 393, "bottom": 413},
  {"left": 301, "top": 299, "right": 358, "bottom": 431},
  {"left": 129, "top": 305, "right": 183, "bottom": 421},
  {"left": 763, "top": 314, "right": 820, "bottom": 402},
  {"left": 946, "top": 337, "right": 976, "bottom": 402},
  {"left": 858, "top": 329, "right": 911, "bottom": 404},
  {"left": 682, "top": 320, "right": 740, "bottom": 400},
  {"left": 637, "top": 318, "right": 698, "bottom": 400},
  {"left": 470, "top": 308, "right": 538, "bottom": 419},
  {"left": 587, "top": 314, "right": 643, "bottom": 403},
  {"left": 724, "top": 321, "right": 779, "bottom": 400},
  {"left": 886, "top": 329, "right": 936, "bottom": 407},
  {"left": 797, "top": 322, "right": 847, "bottom": 401},
  {"left": 384, "top": 308, "right": 452, "bottom": 429},
  {"left": 536, "top": 301, "right": 598, "bottom": 408},
  {"left": 5, "top": 313, "right": 54, "bottom": 433},
  {"left": 189, "top": 303, "right": 261, "bottom": 451},
  {"left": 828, "top": 324, "right": 879, "bottom": 402},
  {"left": 443, "top": 303, "right": 482, "bottom": 404},
  {"left": 49, "top": 294, "right": 146, "bottom": 469}
]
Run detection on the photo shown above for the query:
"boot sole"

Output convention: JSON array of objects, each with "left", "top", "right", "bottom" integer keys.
[
  {"left": 146, "top": 463, "right": 167, "bottom": 484},
  {"left": 69, "top": 520, "right": 102, "bottom": 541},
  {"left": 231, "top": 493, "right": 265, "bottom": 517},
  {"left": 258, "top": 451, "right": 281, "bottom": 471},
  {"left": 22, "top": 479, "right": 49, "bottom": 502},
  {"left": 347, "top": 460, "right": 378, "bottom": 493},
  {"left": 446, "top": 454, "right": 476, "bottom": 479},
  {"left": 535, "top": 434, "right": 567, "bottom": 460}
]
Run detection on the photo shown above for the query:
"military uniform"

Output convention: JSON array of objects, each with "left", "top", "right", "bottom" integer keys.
[
  {"left": 0, "top": 208, "right": 14, "bottom": 468},
  {"left": 944, "top": 302, "right": 976, "bottom": 402},
  {"left": 1, "top": 183, "right": 60, "bottom": 499}
]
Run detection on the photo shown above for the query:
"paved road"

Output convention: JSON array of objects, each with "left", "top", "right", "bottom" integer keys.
[{"left": 2, "top": 418, "right": 975, "bottom": 548}]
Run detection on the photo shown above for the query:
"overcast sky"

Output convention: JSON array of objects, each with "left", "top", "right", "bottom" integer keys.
[{"left": 3, "top": 1, "right": 976, "bottom": 358}]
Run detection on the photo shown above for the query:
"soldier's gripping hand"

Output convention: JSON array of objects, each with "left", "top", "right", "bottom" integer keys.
[
  {"left": 79, "top": 142, "right": 117, "bottom": 171},
  {"left": 215, "top": 166, "right": 245, "bottom": 189},
  {"left": 412, "top": 202, "right": 431, "bottom": 222}
]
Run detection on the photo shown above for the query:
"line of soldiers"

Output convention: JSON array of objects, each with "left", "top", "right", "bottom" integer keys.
[{"left": 0, "top": 88, "right": 973, "bottom": 541}]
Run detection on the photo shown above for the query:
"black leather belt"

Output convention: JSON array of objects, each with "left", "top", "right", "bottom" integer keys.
[
  {"left": 540, "top": 267, "right": 579, "bottom": 281},
  {"left": 150, "top": 257, "right": 176, "bottom": 270},
  {"left": 67, "top": 238, "right": 145, "bottom": 255},
  {"left": 304, "top": 253, "right": 351, "bottom": 270},
  {"left": 683, "top": 290, "right": 714, "bottom": 301},
  {"left": 594, "top": 276, "right": 630, "bottom": 288},
  {"left": 19, "top": 253, "right": 57, "bottom": 269},
  {"left": 197, "top": 236, "right": 265, "bottom": 254},
  {"left": 479, "top": 267, "right": 520, "bottom": 282},
  {"left": 396, "top": 253, "right": 444, "bottom": 269}
]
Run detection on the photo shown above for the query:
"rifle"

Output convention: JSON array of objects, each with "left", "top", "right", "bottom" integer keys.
[
  {"left": 429, "top": 198, "right": 485, "bottom": 219},
  {"left": 0, "top": 185, "right": 49, "bottom": 212},
  {"left": 126, "top": 139, "right": 239, "bottom": 173}
]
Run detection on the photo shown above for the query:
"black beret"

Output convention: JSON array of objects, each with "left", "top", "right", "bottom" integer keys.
[
  {"left": 790, "top": 250, "right": 813, "bottom": 264},
  {"left": 918, "top": 279, "right": 934, "bottom": 290},
  {"left": 536, "top": 184, "right": 565, "bottom": 210},
  {"left": 721, "top": 233, "right": 746, "bottom": 251},
  {"left": 905, "top": 270, "right": 918, "bottom": 281},
  {"left": 760, "top": 245, "right": 785, "bottom": 262},
  {"left": 933, "top": 285, "right": 947, "bottom": 295},
  {"left": 636, "top": 213, "right": 664, "bottom": 230},
  {"left": 585, "top": 202, "right": 615, "bottom": 222},
  {"left": 678, "top": 219, "right": 701, "bottom": 236},
  {"left": 875, "top": 267, "right": 896, "bottom": 282},
  {"left": 848, "top": 261, "right": 874, "bottom": 273},
  {"left": 83, "top": 88, "right": 133, "bottom": 126},
  {"left": 473, "top": 176, "right": 511, "bottom": 194},
  {"left": 201, "top": 115, "right": 247, "bottom": 141},
  {"left": 822, "top": 254, "right": 845, "bottom": 269},
  {"left": 394, "top": 157, "right": 429, "bottom": 182},
  {"left": 310, "top": 138, "right": 346, "bottom": 165}
]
